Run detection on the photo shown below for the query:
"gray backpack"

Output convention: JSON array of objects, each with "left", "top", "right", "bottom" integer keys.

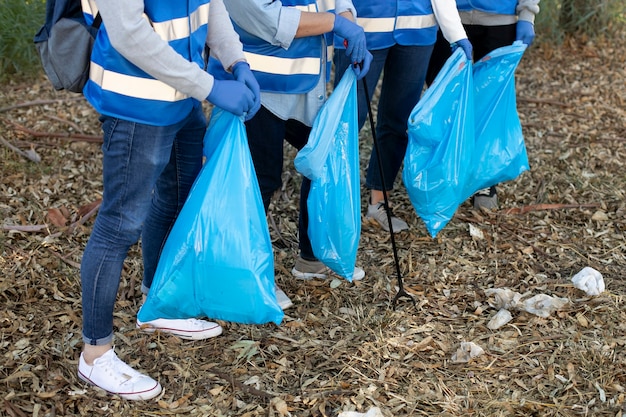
[{"left": 33, "top": 0, "right": 101, "bottom": 93}]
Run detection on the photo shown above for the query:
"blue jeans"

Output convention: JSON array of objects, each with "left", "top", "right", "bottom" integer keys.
[
  {"left": 244, "top": 106, "right": 316, "bottom": 261},
  {"left": 334, "top": 44, "right": 433, "bottom": 195},
  {"left": 81, "top": 104, "right": 206, "bottom": 345}
]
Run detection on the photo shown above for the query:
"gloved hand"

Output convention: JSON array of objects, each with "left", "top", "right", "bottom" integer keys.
[
  {"left": 333, "top": 15, "right": 366, "bottom": 66},
  {"left": 207, "top": 79, "right": 255, "bottom": 117},
  {"left": 232, "top": 61, "right": 261, "bottom": 121},
  {"left": 516, "top": 20, "right": 535, "bottom": 45},
  {"left": 352, "top": 50, "right": 373, "bottom": 80},
  {"left": 451, "top": 38, "right": 473, "bottom": 60}
]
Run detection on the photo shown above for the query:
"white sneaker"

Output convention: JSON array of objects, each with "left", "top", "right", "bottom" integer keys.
[
  {"left": 78, "top": 349, "right": 162, "bottom": 401},
  {"left": 136, "top": 318, "right": 222, "bottom": 340},
  {"left": 275, "top": 285, "right": 294, "bottom": 310},
  {"left": 291, "top": 256, "right": 365, "bottom": 281},
  {"left": 366, "top": 202, "right": 409, "bottom": 232}
]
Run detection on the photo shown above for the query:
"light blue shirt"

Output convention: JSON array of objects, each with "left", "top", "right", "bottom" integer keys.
[{"left": 223, "top": 0, "right": 356, "bottom": 126}]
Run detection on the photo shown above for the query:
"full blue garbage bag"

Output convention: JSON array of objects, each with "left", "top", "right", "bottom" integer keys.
[
  {"left": 137, "top": 108, "right": 284, "bottom": 326},
  {"left": 403, "top": 49, "right": 475, "bottom": 238},
  {"left": 404, "top": 43, "right": 530, "bottom": 238},
  {"left": 294, "top": 69, "right": 361, "bottom": 281},
  {"left": 466, "top": 41, "right": 529, "bottom": 195}
]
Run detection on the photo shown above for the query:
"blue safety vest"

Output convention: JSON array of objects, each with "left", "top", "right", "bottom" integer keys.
[
  {"left": 334, "top": 1, "right": 438, "bottom": 50},
  {"left": 81, "top": 0, "right": 209, "bottom": 126},
  {"left": 456, "top": 0, "right": 517, "bottom": 16},
  {"left": 233, "top": 0, "right": 334, "bottom": 94}
]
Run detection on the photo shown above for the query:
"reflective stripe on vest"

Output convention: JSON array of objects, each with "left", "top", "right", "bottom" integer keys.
[
  {"left": 335, "top": 1, "right": 437, "bottom": 49},
  {"left": 89, "top": 63, "right": 188, "bottom": 102},
  {"left": 84, "top": 0, "right": 208, "bottom": 125},
  {"left": 358, "top": 14, "right": 437, "bottom": 33}
]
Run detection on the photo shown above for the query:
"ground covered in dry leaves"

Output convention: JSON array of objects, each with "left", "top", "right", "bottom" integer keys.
[{"left": 1, "top": 32, "right": 625, "bottom": 417}]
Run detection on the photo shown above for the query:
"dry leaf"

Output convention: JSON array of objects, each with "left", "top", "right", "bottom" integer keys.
[{"left": 47, "top": 207, "right": 67, "bottom": 227}]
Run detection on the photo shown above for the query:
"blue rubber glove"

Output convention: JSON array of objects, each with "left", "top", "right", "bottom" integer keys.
[
  {"left": 451, "top": 38, "right": 473, "bottom": 60},
  {"left": 333, "top": 15, "right": 366, "bottom": 66},
  {"left": 232, "top": 61, "right": 261, "bottom": 121},
  {"left": 207, "top": 79, "right": 255, "bottom": 116},
  {"left": 516, "top": 20, "right": 535, "bottom": 45},
  {"left": 352, "top": 50, "right": 373, "bottom": 80}
]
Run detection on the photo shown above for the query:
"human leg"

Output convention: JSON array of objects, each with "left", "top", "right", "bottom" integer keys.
[
  {"left": 283, "top": 119, "right": 365, "bottom": 281},
  {"left": 365, "top": 44, "right": 433, "bottom": 232},
  {"left": 243, "top": 107, "right": 294, "bottom": 306},
  {"left": 425, "top": 29, "right": 452, "bottom": 87},
  {"left": 465, "top": 24, "right": 516, "bottom": 209},
  {"left": 80, "top": 115, "right": 190, "bottom": 399},
  {"left": 245, "top": 106, "right": 287, "bottom": 211},
  {"left": 82, "top": 116, "right": 185, "bottom": 347},
  {"left": 141, "top": 104, "right": 206, "bottom": 290},
  {"left": 333, "top": 48, "right": 387, "bottom": 130}
]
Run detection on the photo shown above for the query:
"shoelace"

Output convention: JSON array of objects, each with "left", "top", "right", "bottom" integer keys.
[
  {"left": 474, "top": 187, "right": 494, "bottom": 197},
  {"left": 185, "top": 318, "right": 213, "bottom": 329},
  {"left": 376, "top": 202, "right": 397, "bottom": 217},
  {"left": 96, "top": 351, "right": 142, "bottom": 383}
]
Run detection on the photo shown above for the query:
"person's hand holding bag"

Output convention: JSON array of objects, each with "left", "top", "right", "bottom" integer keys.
[
  {"left": 516, "top": 20, "right": 535, "bottom": 45},
  {"left": 451, "top": 38, "right": 473, "bottom": 60},
  {"left": 232, "top": 61, "right": 261, "bottom": 120},
  {"left": 207, "top": 79, "right": 255, "bottom": 117}
]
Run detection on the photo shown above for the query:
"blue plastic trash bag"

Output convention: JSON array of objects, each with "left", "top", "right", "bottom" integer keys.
[
  {"left": 294, "top": 68, "right": 361, "bottom": 281},
  {"left": 466, "top": 41, "right": 529, "bottom": 195},
  {"left": 403, "top": 49, "right": 475, "bottom": 238},
  {"left": 137, "top": 108, "right": 284, "bottom": 326}
]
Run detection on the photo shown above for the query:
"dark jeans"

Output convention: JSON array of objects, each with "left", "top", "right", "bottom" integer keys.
[
  {"left": 244, "top": 106, "right": 316, "bottom": 260},
  {"left": 334, "top": 44, "right": 434, "bottom": 195},
  {"left": 426, "top": 24, "right": 517, "bottom": 86}
]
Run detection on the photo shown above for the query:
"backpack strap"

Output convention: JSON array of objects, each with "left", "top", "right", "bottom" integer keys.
[{"left": 93, "top": 12, "right": 102, "bottom": 29}]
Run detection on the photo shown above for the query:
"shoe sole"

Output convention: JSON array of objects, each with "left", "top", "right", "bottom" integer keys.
[
  {"left": 78, "top": 371, "right": 162, "bottom": 401},
  {"left": 291, "top": 267, "right": 329, "bottom": 280},
  {"left": 136, "top": 322, "right": 223, "bottom": 340},
  {"left": 291, "top": 267, "right": 365, "bottom": 281}
]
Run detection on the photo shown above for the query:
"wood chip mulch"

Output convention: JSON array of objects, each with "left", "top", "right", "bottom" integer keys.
[{"left": 1, "top": 32, "right": 625, "bottom": 416}]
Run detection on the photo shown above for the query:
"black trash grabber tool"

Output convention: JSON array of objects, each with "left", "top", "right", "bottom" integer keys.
[{"left": 361, "top": 76, "right": 416, "bottom": 310}]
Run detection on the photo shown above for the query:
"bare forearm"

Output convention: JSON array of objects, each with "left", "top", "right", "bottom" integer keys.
[{"left": 295, "top": 12, "right": 334, "bottom": 37}]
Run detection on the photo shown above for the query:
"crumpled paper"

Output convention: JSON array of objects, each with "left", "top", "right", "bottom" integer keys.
[
  {"left": 451, "top": 341, "right": 485, "bottom": 363},
  {"left": 522, "top": 294, "right": 569, "bottom": 318},
  {"left": 571, "top": 267, "right": 605, "bottom": 296},
  {"left": 338, "top": 407, "right": 384, "bottom": 417},
  {"left": 484, "top": 288, "right": 524, "bottom": 310},
  {"left": 487, "top": 308, "right": 513, "bottom": 330},
  {"left": 484, "top": 288, "right": 570, "bottom": 328}
]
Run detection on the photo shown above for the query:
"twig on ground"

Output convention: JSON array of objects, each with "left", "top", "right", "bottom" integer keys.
[
  {"left": 0, "top": 98, "right": 85, "bottom": 113},
  {"left": 44, "top": 114, "right": 85, "bottom": 134},
  {"left": 3, "top": 199, "right": 101, "bottom": 236},
  {"left": 46, "top": 248, "right": 81, "bottom": 269},
  {"left": 2, "top": 118, "right": 101, "bottom": 143},
  {"left": 0, "top": 135, "right": 41, "bottom": 162},
  {"left": 2, "top": 224, "right": 50, "bottom": 233}
]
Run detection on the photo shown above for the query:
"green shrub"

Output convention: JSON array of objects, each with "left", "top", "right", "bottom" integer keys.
[
  {"left": 0, "top": 0, "right": 46, "bottom": 82},
  {"left": 536, "top": 0, "right": 626, "bottom": 43}
]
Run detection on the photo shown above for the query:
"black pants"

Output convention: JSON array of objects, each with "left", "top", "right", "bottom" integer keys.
[{"left": 426, "top": 23, "right": 517, "bottom": 86}]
